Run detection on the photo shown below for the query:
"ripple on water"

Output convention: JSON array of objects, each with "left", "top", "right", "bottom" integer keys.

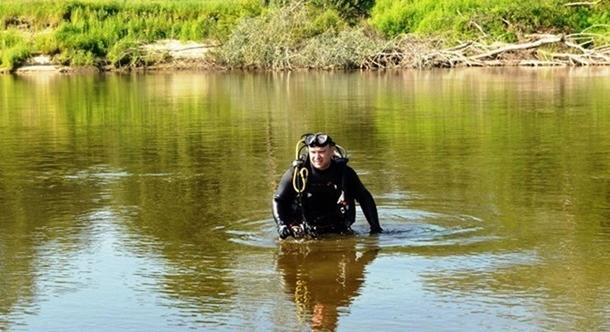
[
  {"left": 369, "top": 206, "right": 492, "bottom": 248},
  {"left": 63, "top": 164, "right": 130, "bottom": 184},
  {"left": 225, "top": 205, "right": 496, "bottom": 250},
  {"left": 226, "top": 219, "right": 279, "bottom": 248}
]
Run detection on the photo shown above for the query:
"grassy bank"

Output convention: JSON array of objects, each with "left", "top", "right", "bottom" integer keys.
[
  {"left": 1, "top": 0, "right": 261, "bottom": 70},
  {"left": 1, "top": 0, "right": 609, "bottom": 72},
  {"left": 371, "top": 0, "right": 610, "bottom": 42}
]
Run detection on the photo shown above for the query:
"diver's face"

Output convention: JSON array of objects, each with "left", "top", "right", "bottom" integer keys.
[{"left": 309, "top": 145, "right": 333, "bottom": 170}]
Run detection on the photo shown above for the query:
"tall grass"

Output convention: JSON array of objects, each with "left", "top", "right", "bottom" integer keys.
[
  {"left": 1, "top": 1, "right": 261, "bottom": 37},
  {"left": 0, "top": 0, "right": 261, "bottom": 68},
  {"left": 370, "top": 0, "right": 610, "bottom": 42},
  {"left": 0, "top": 29, "right": 31, "bottom": 69}
]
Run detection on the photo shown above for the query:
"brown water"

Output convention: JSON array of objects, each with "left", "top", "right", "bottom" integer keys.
[{"left": 1, "top": 69, "right": 609, "bottom": 331}]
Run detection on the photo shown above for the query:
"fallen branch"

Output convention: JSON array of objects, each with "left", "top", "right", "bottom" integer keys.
[
  {"left": 445, "top": 42, "right": 472, "bottom": 52},
  {"left": 404, "top": 32, "right": 610, "bottom": 69},
  {"left": 564, "top": 40, "right": 589, "bottom": 53},
  {"left": 595, "top": 45, "right": 610, "bottom": 52},
  {"left": 552, "top": 53, "right": 591, "bottom": 65},
  {"left": 470, "top": 34, "right": 562, "bottom": 60}
]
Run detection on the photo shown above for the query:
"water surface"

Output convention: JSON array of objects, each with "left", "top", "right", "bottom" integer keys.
[{"left": 1, "top": 68, "right": 609, "bottom": 331}]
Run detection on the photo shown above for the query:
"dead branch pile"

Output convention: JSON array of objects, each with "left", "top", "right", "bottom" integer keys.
[{"left": 365, "top": 33, "right": 610, "bottom": 69}]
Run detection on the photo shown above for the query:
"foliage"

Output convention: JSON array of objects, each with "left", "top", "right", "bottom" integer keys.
[
  {"left": 370, "top": 0, "right": 610, "bottom": 42},
  {"left": 0, "top": 29, "right": 31, "bottom": 70},
  {"left": 106, "top": 38, "right": 141, "bottom": 67},
  {"left": 57, "top": 49, "right": 95, "bottom": 66},
  {"left": 106, "top": 38, "right": 170, "bottom": 68},
  {"left": 265, "top": 0, "right": 374, "bottom": 21},
  {"left": 220, "top": 4, "right": 302, "bottom": 68},
  {"left": 1, "top": 45, "right": 31, "bottom": 70},
  {"left": 221, "top": 1, "right": 381, "bottom": 69},
  {"left": 0, "top": 0, "right": 261, "bottom": 67},
  {"left": 1, "top": 0, "right": 610, "bottom": 70},
  {"left": 310, "top": 0, "right": 375, "bottom": 20},
  {"left": 33, "top": 32, "right": 60, "bottom": 55},
  {"left": 296, "top": 28, "right": 383, "bottom": 68}
]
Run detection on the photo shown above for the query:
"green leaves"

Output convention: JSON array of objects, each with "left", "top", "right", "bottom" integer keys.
[
  {"left": 312, "top": 0, "right": 375, "bottom": 20},
  {"left": 0, "top": 29, "right": 30, "bottom": 70},
  {"left": 0, "top": 0, "right": 262, "bottom": 68},
  {"left": 369, "top": 0, "right": 610, "bottom": 41}
]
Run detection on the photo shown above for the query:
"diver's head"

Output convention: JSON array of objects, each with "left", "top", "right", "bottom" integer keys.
[{"left": 304, "top": 133, "right": 335, "bottom": 170}]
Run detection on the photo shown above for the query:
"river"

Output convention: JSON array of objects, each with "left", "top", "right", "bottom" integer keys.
[{"left": 1, "top": 68, "right": 609, "bottom": 331}]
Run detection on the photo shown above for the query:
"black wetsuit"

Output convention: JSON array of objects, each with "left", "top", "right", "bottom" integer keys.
[{"left": 272, "top": 159, "right": 382, "bottom": 235}]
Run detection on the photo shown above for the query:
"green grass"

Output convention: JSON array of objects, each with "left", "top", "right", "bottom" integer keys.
[
  {"left": 370, "top": 0, "right": 610, "bottom": 42},
  {"left": 0, "top": 0, "right": 261, "bottom": 68},
  {"left": 0, "top": 29, "right": 31, "bottom": 70}
]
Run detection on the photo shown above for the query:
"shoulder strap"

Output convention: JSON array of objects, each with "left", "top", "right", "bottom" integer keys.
[{"left": 333, "top": 158, "right": 349, "bottom": 193}]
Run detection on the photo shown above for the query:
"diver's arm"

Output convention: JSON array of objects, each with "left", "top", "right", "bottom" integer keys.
[
  {"left": 272, "top": 198, "right": 292, "bottom": 239},
  {"left": 347, "top": 168, "right": 383, "bottom": 233},
  {"left": 272, "top": 167, "right": 296, "bottom": 238},
  {"left": 272, "top": 198, "right": 287, "bottom": 226}
]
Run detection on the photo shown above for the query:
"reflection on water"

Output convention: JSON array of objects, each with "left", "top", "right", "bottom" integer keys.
[
  {"left": 277, "top": 238, "right": 379, "bottom": 332},
  {"left": 1, "top": 68, "right": 610, "bottom": 331}
]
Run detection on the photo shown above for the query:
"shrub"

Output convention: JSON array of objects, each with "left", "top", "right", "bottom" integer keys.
[
  {"left": 57, "top": 49, "right": 95, "bottom": 66},
  {"left": 220, "top": 1, "right": 379, "bottom": 69},
  {"left": 310, "top": 0, "right": 375, "bottom": 20},
  {"left": 1, "top": 44, "right": 31, "bottom": 70},
  {"left": 220, "top": 2, "right": 316, "bottom": 68},
  {"left": 0, "top": 29, "right": 30, "bottom": 70},
  {"left": 33, "top": 32, "right": 60, "bottom": 55},
  {"left": 296, "top": 28, "right": 383, "bottom": 69},
  {"left": 107, "top": 38, "right": 138, "bottom": 66}
]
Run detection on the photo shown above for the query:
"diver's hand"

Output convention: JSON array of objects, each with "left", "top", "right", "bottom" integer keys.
[{"left": 278, "top": 225, "right": 292, "bottom": 239}]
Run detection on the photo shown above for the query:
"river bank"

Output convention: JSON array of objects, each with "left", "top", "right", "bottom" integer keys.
[
  {"left": 6, "top": 34, "right": 610, "bottom": 75},
  {"left": 4, "top": 39, "right": 219, "bottom": 74},
  {"left": 2, "top": 0, "right": 610, "bottom": 74}
]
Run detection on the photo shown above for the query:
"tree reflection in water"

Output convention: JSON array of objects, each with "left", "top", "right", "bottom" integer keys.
[{"left": 277, "top": 237, "right": 379, "bottom": 331}]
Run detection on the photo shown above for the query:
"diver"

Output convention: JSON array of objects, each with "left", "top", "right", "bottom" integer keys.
[{"left": 272, "top": 132, "right": 383, "bottom": 239}]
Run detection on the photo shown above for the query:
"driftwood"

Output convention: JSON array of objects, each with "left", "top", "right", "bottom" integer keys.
[{"left": 364, "top": 33, "right": 610, "bottom": 69}]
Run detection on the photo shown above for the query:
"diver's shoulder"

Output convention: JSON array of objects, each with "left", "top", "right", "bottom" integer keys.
[{"left": 333, "top": 159, "right": 357, "bottom": 174}]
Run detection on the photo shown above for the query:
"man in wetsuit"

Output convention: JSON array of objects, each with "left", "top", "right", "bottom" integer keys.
[{"left": 272, "top": 133, "right": 382, "bottom": 239}]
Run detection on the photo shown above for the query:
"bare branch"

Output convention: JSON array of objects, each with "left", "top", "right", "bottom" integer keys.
[
  {"left": 564, "top": 40, "right": 589, "bottom": 54},
  {"left": 470, "top": 34, "right": 562, "bottom": 60}
]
